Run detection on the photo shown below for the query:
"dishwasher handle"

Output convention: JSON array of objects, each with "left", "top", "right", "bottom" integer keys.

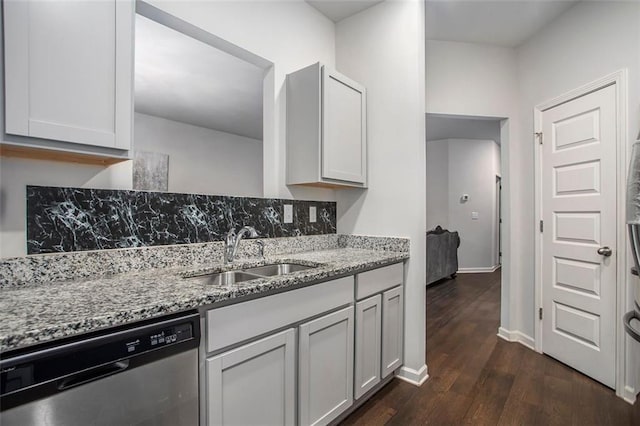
[{"left": 57, "top": 360, "right": 130, "bottom": 391}]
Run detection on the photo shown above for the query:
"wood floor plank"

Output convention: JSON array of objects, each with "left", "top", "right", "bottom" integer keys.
[{"left": 340, "top": 270, "right": 640, "bottom": 425}]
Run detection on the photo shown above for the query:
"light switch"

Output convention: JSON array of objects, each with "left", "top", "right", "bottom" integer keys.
[
  {"left": 309, "top": 206, "right": 317, "bottom": 223},
  {"left": 284, "top": 204, "right": 293, "bottom": 223},
  {"left": 472, "top": 211, "right": 479, "bottom": 220}
]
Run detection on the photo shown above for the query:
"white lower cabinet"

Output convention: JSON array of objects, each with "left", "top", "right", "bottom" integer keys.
[
  {"left": 298, "top": 306, "right": 354, "bottom": 426},
  {"left": 206, "top": 329, "right": 296, "bottom": 426},
  {"left": 354, "top": 295, "right": 382, "bottom": 400},
  {"left": 203, "top": 266, "right": 404, "bottom": 425},
  {"left": 382, "top": 286, "right": 404, "bottom": 377}
]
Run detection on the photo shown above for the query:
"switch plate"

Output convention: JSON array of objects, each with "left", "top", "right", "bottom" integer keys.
[
  {"left": 472, "top": 211, "right": 479, "bottom": 220},
  {"left": 284, "top": 204, "right": 293, "bottom": 223},
  {"left": 309, "top": 206, "right": 317, "bottom": 223}
]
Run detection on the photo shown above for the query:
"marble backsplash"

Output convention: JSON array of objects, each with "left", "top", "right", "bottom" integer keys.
[{"left": 26, "top": 186, "right": 336, "bottom": 254}]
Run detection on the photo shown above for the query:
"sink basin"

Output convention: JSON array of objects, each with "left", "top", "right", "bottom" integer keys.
[
  {"left": 185, "top": 263, "right": 316, "bottom": 286},
  {"left": 197, "top": 271, "right": 262, "bottom": 286},
  {"left": 243, "top": 263, "right": 314, "bottom": 276}
]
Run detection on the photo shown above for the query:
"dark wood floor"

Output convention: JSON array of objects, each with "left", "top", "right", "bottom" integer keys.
[{"left": 341, "top": 270, "right": 640, "bottom": 425}]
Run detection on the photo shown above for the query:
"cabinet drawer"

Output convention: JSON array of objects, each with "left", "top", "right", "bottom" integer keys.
[
  {"left": 356, "top": 263, "right": 403, "bottom": 300},
  {"left": 206, "top": 276, "right": 354, "bottom": 353}
]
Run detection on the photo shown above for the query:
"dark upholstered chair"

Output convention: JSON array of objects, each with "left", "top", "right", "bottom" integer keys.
[{"left": 426, "top": 226, "right": 460, "bottom": 285}]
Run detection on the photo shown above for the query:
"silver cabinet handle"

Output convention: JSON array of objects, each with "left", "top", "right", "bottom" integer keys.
[{"left": 597, "top": 246, "right": 613, "bottom": 257}]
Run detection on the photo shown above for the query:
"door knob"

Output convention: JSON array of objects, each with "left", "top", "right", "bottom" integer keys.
[{"left": 597, "top": 246, "right": 613, "bottom": 257}]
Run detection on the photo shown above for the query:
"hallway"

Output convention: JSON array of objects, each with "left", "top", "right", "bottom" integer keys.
[{"left": 341, "top": 271, "right": 640, "bottom": 425}]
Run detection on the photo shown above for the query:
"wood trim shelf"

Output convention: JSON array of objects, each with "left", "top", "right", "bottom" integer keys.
[{"left": 0, "top": 144, "right": 129, "bottom": 166}]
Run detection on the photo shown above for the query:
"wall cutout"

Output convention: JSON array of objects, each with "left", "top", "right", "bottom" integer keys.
[{"left": 26, "top": 186, "right": 336, "bottom": 254}]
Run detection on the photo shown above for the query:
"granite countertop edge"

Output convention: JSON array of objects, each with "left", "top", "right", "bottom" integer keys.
[{"left": 0, "top": 248, "right": 408, "bottom": 354}]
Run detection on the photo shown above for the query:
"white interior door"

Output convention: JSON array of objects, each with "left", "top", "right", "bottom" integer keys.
[{"left": 541, "top": 84, "right": 617, "bottom": 388}]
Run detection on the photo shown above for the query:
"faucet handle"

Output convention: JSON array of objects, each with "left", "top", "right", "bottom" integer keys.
[
  {"left": 256, "top": 240, "right": 265, "bottom": 258},
  {"left": 245, "top": 226, "right": 259, "bottom": 238}
]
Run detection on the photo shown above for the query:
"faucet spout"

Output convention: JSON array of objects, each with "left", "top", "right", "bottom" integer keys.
[{"left": 224, "top": 226, "right": 258, "bottom": 263}]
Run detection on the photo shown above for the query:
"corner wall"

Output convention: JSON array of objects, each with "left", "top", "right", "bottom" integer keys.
[{"left": 335, "top": 0, "right": 428, "bottom": 384}]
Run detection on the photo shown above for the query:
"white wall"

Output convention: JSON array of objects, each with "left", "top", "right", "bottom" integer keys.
[
  {"left": 335, "top": 0, "right": 428, "bottom": 384},
  {"left": 134, "top": 113, "right": 262, "bottom": 197},
  {"left": 426, "top": 139, "right": 449, "bottom": 231},
  {"left": 426, "top": 40, "right": 518, "bottom": 118},
  {"left": 148, "top": 0, "right": 337, "bottom": 202},
  {"left": 516, "top": 0, "right": 640, "bottom": 396},
  {"left": 426, "top": 138, "right": 501, "bottom": 270},
  {"left": 425, "top": 38, "right": 521, "bottom": 335},
  {"left": 448, "top": 139, "right": 500, "bottom": 271}
]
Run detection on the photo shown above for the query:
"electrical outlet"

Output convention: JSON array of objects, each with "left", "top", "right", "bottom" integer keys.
[
  {"left": 284, "top": 204, "right": 293, "bottom": 223},
  {"left": 472, "top": 211, "right": 479, "bottom": 220},
  {"left": 309, "top": 206, "right": 317, "bottom": 223}
]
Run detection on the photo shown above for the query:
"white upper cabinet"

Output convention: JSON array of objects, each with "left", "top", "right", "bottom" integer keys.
[
  {"left": 286, "top": 63, "right": 367, "bottom": 188},
  {"left": 3, "top": 0, "right": 133, "bottom": 152}
]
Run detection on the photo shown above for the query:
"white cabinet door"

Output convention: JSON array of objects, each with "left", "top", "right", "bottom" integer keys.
[
  {"left": 4, "top": 0, "right": 133, "bottom": 150},
  {"left": 381, "top": 286, "right": 404, "bottom": 378},
  {"left": 299, "top": 306, "right": 354, "bottom": 426},
  {"left": 206, "top": 329, "right": 296, "bottom": 426},
  {"left": 322, "top": 67, "right": 367, "bottom": 184},
  {"left": 354, "top": 295, "right": 381, "bottom": 400}
]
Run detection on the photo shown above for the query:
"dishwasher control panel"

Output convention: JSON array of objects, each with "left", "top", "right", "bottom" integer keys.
[
  {"left": 148, "top": 323, "right": 193, "bottom": 348},
  {"left": 1, "top": 312, "right": 200, "bottom": 404},
  {"left": 125, "top": 321, "right": 194, "bottom": 354}
]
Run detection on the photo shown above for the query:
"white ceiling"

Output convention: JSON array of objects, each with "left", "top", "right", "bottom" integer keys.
[
  {"left": 306, "top": 0, "right": 384, "bottom": 22},
  {"left": 426, "top": 114, "right": 502, "bottom": 144},
  {"left": 425, "top": 0, "right": 579, "bottom": 47},
  {"left": 135, "top": 15, "right": 264, "bottom": 140}
]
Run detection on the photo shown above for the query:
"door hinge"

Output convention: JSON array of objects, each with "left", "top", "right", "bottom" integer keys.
[
  {"left": 539, "top": 307, "right": 543, "bottom": 320},
  {"left": 535, "top": 132, "right": 543, "bottom": 145},
  {"left": 539, "top": 220, "right": 544, "bottom": 232}
]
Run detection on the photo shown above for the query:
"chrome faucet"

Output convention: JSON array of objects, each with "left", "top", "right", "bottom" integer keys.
[{"left": 224, "top": 226, "right": 258, "bottom": 263}]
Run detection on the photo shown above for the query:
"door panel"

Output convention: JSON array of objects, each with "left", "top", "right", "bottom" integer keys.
[
  {"left": 354, "top": 295, "right": 381, "bottom": 400},
  {"left": 207, "top": 329, "right": 296, "bottom": 426},
  {"left": 298, "top": 306, "right": 354, "bottom": 426},
  {"left": 541, "top": 84, "right": 616, "bottom": 388},
  {"left": 321, "top": 67, "right": 366, "bottom": 184},
  {"left": 381, "top": 286, "right": 404, "bottom": 377}
]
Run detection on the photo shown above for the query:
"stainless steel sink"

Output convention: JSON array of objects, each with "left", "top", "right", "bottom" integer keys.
[
  {"left": 186, "top": 263, "right": 316, "bottom": 286},
  {"left": 242, "top": 263, "right": 314, "bottom": 276},
  {"left": 198, "top": 271, "right": 262, "bottom": 286}
]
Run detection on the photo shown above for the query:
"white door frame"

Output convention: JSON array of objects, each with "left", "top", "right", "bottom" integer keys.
[{"left": 534, "top": 69, "right": 628, "bottom": 398}]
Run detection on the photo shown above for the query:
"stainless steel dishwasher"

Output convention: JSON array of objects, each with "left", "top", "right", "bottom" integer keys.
[{"left": 0, "top": 311, "right": 200, "bottom": 426}]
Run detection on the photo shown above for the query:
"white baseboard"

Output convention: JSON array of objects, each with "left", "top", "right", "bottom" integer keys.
[
  {"left": 457, "top": 265, "right": 501, "bottom": 274},
  {"left": 396, "top": 364, "right": 429, "bottom": 386},
  {"left": 623, "top": 385, "right": 638, "bottom": 405},
  {"left": 497, "top": 327, "right": 535, "bottom": 350}
]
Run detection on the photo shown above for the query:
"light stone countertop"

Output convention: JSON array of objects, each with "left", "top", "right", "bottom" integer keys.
[{"left": 0, "top": 246, "right": 408, "bottom": 353}]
